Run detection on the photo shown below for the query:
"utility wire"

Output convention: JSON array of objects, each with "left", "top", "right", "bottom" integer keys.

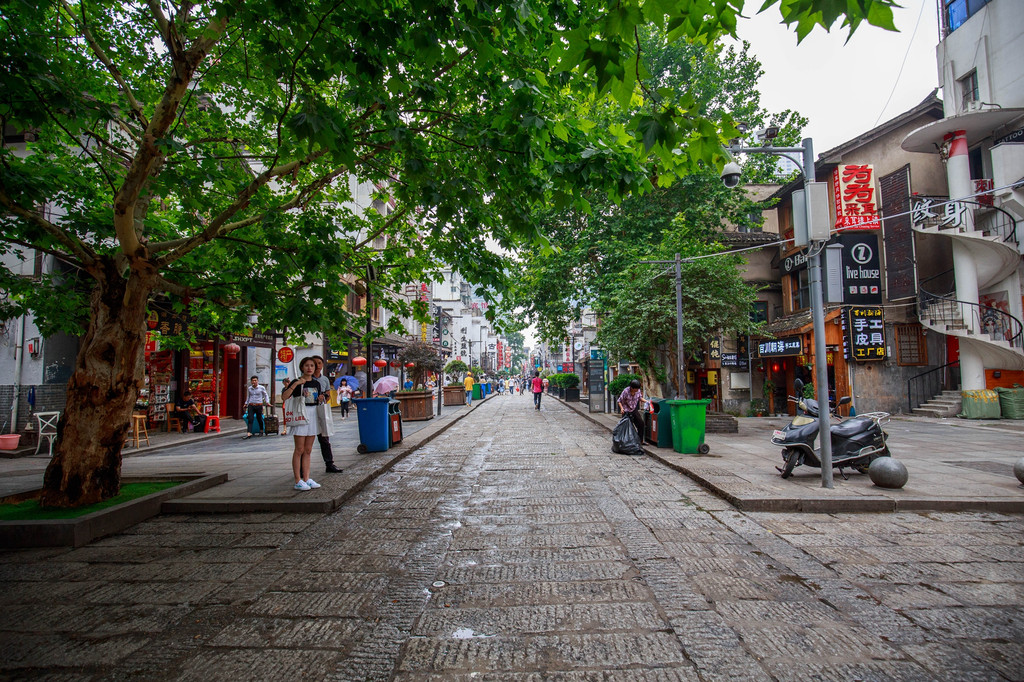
[{"left": 874, "top": 0, "right": 928, "bottom": 127}]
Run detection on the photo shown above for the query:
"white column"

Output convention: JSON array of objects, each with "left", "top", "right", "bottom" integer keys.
[{"left": 945, "top": 130, "right": 985, "bottom": 390}]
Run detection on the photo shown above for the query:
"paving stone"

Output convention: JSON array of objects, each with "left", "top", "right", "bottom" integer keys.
[
  {"left": 2, "top": 399, "right": 1023, "bottom": 680},
  {"left": 395, "top": 632, "right": 690, "bottom": 673},
  {"left": 244, "top": 591, "right": 376, "bottom": 618},
  {"left": 175, "top": 647, "right": 339, "bottom": 681},
  {"left": 414, "top": 602, "right": 666, "bottom": 636},
  {"left": 208, "top": 615, "right": 364, "bottom": 648}
]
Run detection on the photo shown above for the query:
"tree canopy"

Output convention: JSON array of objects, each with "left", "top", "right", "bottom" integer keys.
[{"left": 0, "top": 0, "right": 899, "bottom": 505}]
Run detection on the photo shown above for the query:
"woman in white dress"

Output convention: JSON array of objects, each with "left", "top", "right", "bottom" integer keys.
[{"left": 281, "top": 356, "right": 323, "bottom": 491}]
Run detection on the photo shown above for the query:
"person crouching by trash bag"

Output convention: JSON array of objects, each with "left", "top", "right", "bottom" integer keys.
[
  {"left": 618, "top": 379, "right": 647, "bottom": 437},
  {"left": 612, "top": 379, "right": 648, "bottom": 456}
]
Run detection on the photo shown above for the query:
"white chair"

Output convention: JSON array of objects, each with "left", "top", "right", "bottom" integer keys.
[{"left": 34, "top": 411, "right": 61, "bottom": 456}]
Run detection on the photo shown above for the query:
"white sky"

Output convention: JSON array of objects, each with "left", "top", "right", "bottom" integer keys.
[{"left": 735, "top": 0, "right": 941, "bottom": 154}]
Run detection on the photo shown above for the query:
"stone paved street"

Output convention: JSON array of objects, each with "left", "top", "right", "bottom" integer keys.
[{"left": 1, "top": 396, "right": 1022, "bottom": 680}]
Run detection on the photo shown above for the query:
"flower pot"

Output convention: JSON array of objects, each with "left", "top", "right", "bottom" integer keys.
[
  {"left": 394, "top": 390, "right": 434, "bottom": 421},
  {"left": 443, "top": 386, "right": 466, "bottom": 406},
  {"left": 0, "top": 434, "right": 22, "bottom": 450}
]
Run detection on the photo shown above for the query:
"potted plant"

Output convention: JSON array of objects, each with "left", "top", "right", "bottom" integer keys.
[
  {"left": 749, "top": 398, "right": 766, "bottom": 417},
  {"left": 562, "top": 373, "right": 581, "bottom": 402},
  {"left": 762, "top": 379, "right": 776, "bottom": 415},
  {"left": 395, "top": 341, "right": 444, "bottom": 420},
  {"left": 442, "top": 359, "right": 468, "bottom": 405}
]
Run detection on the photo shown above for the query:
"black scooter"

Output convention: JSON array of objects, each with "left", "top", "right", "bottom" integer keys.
[{"left": 771, "top": 379, "right": 890, "bottom": 479}]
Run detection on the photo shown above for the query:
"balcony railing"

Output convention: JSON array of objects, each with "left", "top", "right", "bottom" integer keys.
[{"left": 919, "top": 288, "right": 1024, "bottom": 350}]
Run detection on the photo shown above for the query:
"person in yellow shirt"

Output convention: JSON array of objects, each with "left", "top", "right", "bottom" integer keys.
[{"left": 464, "top": 372, "right": 475, "bottom": 406}]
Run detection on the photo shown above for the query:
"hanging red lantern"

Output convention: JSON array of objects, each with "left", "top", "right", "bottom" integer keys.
[
  {"left": 405, "top": 362, "right": 415, "bottom": 368},
  {"left": 373, "top": 358, "right": 388, "bottom": 368},
  {"left": 222, "top": 342, "right": 241, "bottom": 358},
  {"left": 390, "top": 360, "right": 401, "bottom": 368},
  {"left": 351, "top": 356, "right": 367, "bottom": 366}
]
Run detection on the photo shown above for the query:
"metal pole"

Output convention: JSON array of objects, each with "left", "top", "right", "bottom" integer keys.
[
  {"left": 436, "top": 306, "right": 442, "bottom": 417},
  {"left": 674, "top": 253, "right": 685, "bottom": 399},
  {"left": 802, "top": 138, "right": 834, "bottom": 489}
]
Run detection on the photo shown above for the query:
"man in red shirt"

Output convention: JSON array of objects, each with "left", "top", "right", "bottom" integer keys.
[{"left": 531, "top": 371, "right": 544, "bottom": 410}]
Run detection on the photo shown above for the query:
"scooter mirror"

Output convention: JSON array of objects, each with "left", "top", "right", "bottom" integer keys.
[
  {"left": 793, "top": 379, "right": 804, "bottom": 395},
  {"left": 838, "top": 396, "right": 852, "bottom": 406}
]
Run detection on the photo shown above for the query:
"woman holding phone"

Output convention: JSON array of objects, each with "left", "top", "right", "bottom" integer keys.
[{"left": 281, "top": 356, "right": 323, "bottom": 491}]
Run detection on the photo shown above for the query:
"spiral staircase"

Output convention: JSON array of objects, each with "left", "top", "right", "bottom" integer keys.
[{"left": 914, "top": 200, "right": 1024, "bottom": 372}]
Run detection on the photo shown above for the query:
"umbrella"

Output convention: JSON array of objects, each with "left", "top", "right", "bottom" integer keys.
[
  {"left": 373, "top": 375, "right": 400, "bottom": 395},
  {"left": 334, "top": 375, "right": 360, "bottom": 391}
]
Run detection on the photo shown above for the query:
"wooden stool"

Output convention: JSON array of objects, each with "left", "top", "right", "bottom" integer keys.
[
  {"left": 204, "top": 415, "right": 220, "bottom": 433},
  {"left": 167, "top": 417, "right": 183, "bottom": 433},
  {"left": 127, "top": 414, "right": 150, "bottom": 448}
]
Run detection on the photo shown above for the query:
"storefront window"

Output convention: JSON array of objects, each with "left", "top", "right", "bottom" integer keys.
[
  {"left": 143, "top": 334, "right": 174, "bottom": 426},
  {"left": 188, "top": 342, "right": 217, "bottom": 415}
]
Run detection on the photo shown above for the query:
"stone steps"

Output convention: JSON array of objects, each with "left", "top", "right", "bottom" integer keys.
[
  {"left": 912, "top": 390, "right": 963, "bottom": 418},
  {"left": 705, "top": 412, "right": 738, "bottom": 434}
]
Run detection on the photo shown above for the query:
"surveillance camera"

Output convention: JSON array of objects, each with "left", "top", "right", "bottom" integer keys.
[
  {"left": 721, "top": 161, "right": 742, "bottom": 188},
  {"left": 735, "top": 121, "right": 750, "bottom": 134}
]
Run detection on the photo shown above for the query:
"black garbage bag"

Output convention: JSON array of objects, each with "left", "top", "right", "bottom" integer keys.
[{"left": 612, "top": 416, "right": 644, "bottom": 456}]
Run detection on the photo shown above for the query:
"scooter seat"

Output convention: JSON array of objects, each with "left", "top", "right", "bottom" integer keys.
[{"left": 831, "top": 416, "right": 872, "bottom": 437}]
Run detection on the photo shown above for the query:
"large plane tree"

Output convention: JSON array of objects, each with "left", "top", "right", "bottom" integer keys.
[{"left": 0, "top": 0, "right": 897, "bottom": 506}]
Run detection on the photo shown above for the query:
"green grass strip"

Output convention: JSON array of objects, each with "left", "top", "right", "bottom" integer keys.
[{"left": 0, "top": 481, "right": 183, "bottom": 521}]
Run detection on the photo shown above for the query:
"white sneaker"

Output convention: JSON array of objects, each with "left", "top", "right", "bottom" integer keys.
[
  {"left": 293, "top": 481, "right": 311, "bottom": 491},
  {"left": 304, "top": 478, "right": 321, "bottom": 489}
]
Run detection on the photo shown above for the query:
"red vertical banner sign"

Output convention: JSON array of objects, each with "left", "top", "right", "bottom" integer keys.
[{"left": 833, "top": 164, "right": 881, "bottom": 231}]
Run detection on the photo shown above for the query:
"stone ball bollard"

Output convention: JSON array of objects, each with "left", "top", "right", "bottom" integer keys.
[
  {"left": 868, "top": 457, "right": 908, "bottom": 489},
  {"left": 1014, "top": 457, "right": 1024, "bottom": 486}
]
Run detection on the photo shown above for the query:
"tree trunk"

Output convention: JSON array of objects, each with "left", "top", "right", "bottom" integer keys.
[{"left": 41, "top": 259, "right": 153, "bottom": 507}]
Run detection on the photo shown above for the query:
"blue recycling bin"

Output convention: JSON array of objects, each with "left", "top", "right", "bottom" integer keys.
[{"left": 353, "top": 397, "right": 391, "bottom": 453}]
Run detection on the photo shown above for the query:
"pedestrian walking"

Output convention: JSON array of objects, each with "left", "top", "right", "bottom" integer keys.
[
  {"left": 313, "top": 356, "right": 342, "bottom": 473},
  {"left": 617, "top": 379, "right": 648, "bottom": 440},
  {"left": 336, "top": 378, "right": 354, "bottom": 420},
  {"left": 282, "top": 356, "right": 324, "bottom": 491},
  {"left": 464, "top": 372, "right": 474, "bottom": 406},
  {"left": 241, "top": 375, "right": 270, "bottom": 439},
  {"left": 531, "top": 370, "right": 544, "bottom": 410}
]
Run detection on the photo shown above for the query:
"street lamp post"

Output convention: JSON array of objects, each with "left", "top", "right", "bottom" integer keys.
[{"left": 726, "top": 137, "right": 834, "bottom": 489}]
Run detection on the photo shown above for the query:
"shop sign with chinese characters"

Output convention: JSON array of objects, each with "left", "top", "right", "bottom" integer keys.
[
  {"left": 911, "top": 196, "right": 968, "bottom": 230},
  {"left": 832, "top": 164, "right": 881, "bottom": 230},
  {"left": 754, "top": 337, "right": 803, "bottom": 358},
  {"left": 848, "top": 307, "right": 886, "bottom": 361},
  {"left": 708, "top": 338, "right": 722, "bottom": 361}
]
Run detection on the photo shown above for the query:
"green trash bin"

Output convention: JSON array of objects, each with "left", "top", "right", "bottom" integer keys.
[
  {"left": 665, "top": 399, "right": 711, "bottom": 454},
  {"left": 472, "top": 384, "right": 483, "bottom": 401}
]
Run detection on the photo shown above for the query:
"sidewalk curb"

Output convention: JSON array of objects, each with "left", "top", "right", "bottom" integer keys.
[
  {"left": 554, "top": 395, "right": 1024, "bottom": 514},
  {"left": 162, "top": 394, "right": 492, "bottom": 514}
]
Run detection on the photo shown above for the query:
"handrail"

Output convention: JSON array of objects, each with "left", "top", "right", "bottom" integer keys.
[
  {"left": 911, "top": 196, "right": 1019, "bottom": 245},
  {"left": 919, "top": 288, "right": 1024, "bottom": 349},
  {"left": 907, "top": 361, "right": 960, "bottom": 413}
]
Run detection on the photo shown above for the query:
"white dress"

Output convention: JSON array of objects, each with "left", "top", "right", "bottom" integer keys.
[
  {"left": 287, "top": 402, "right": 320, "bottom": 437},
  {"left": 287, "top": 380, "right": 322, "bottom": 437}
]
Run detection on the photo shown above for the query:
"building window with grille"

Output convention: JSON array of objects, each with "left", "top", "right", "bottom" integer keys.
[
  {"left": 959, "top": 70, "right": 979, "bottom": 111},
  {"left": 896, "top": 324, "right": 928, "bottom": 366}
]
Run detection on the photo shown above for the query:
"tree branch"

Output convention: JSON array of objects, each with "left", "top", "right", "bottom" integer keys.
[
  {"left": 23, "top": 80, "right": 118, "bottom": 192},
  {"left": 151, "top": 149, "right": 329, "bottom": 264},
  {"left": 0, "top": 190, "right": 97, "bottom": 266},
  {"left": 113, "top": 11, "right": 228, "bottom": 260},
  {"left": 61, "top": 0, "right": 150, "bottom": 130}
]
